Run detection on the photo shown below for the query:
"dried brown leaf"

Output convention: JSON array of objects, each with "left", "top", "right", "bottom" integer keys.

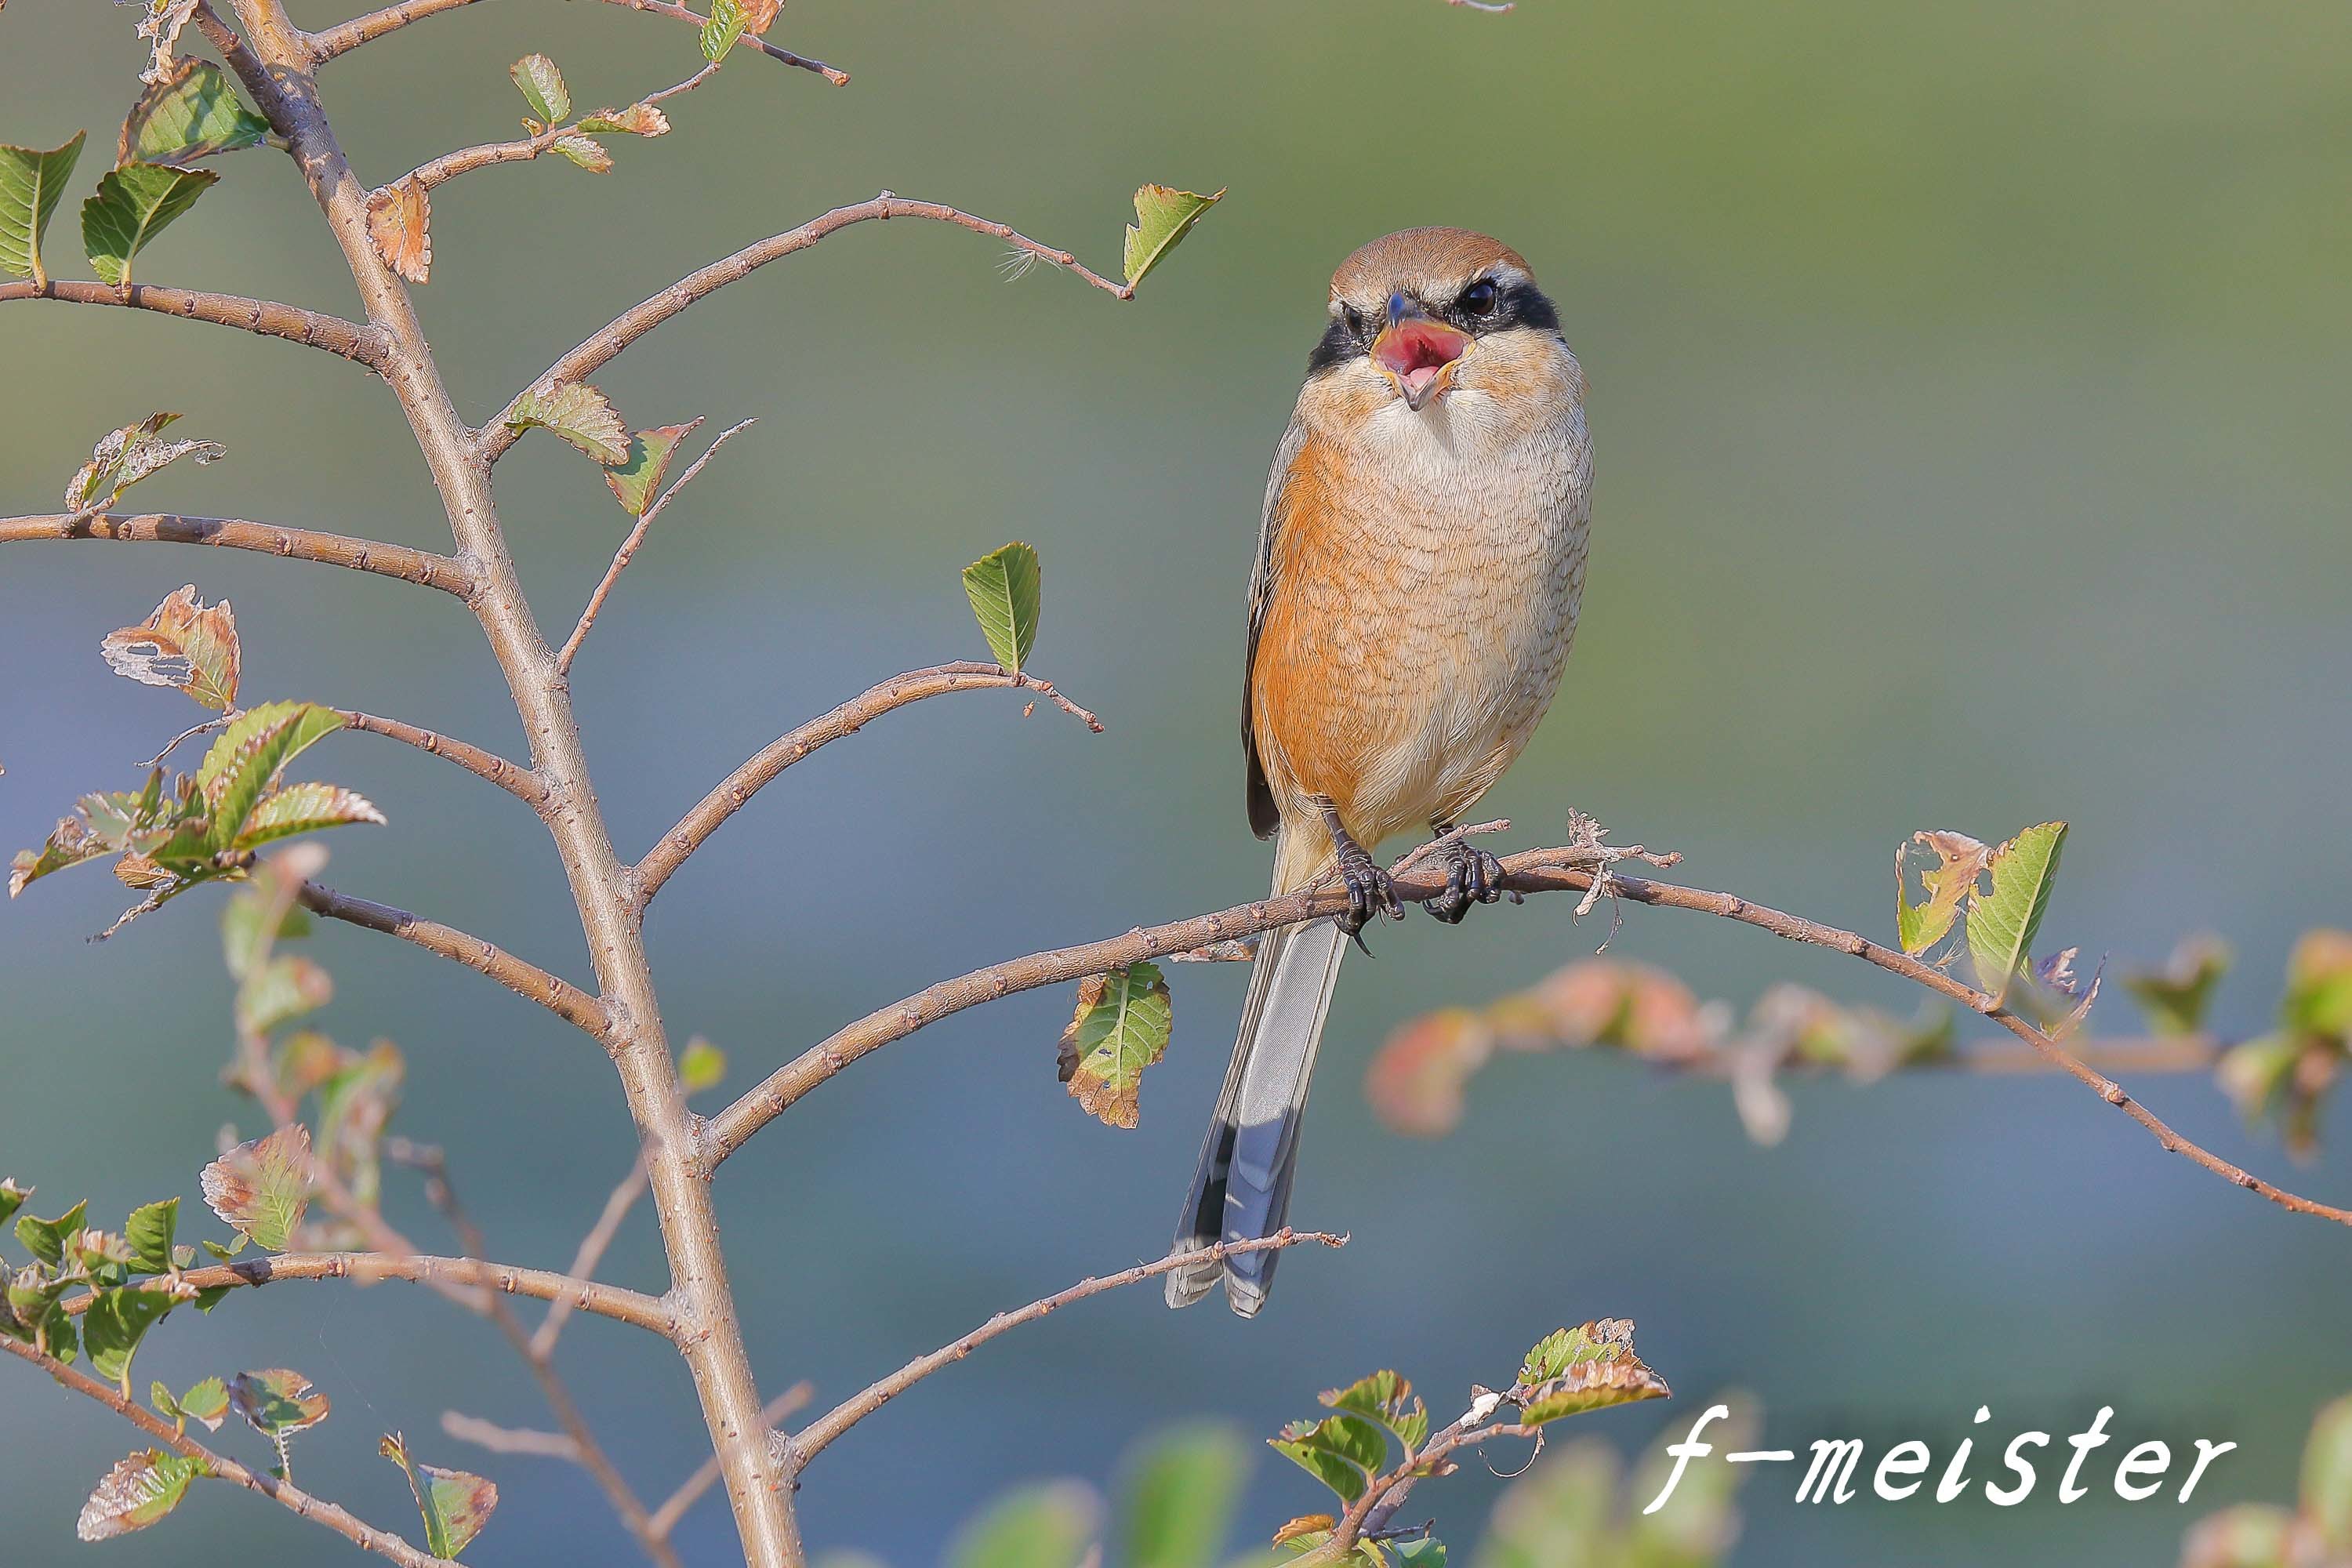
[
  {"left": 100, "top": 583, "right": 241, "bottom": 710},
  {"left": 366, "top": 176, "right": 430, "bottom": 284}
]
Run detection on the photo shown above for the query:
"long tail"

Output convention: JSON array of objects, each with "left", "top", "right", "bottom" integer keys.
[{"left": 1166, "top": 833, "right": 1346, "bottom": 1317}]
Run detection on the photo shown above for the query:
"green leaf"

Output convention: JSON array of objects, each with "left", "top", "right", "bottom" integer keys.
[
  {"left": 1893, "top": 830, "right": 1990, "bottom": 956},
  {"left": 124, "top": 1198, "right": 178, "bottom": 1273},
  {"left": 1122, "top": 184, "right": 1224, "bottom": 289},
  {"left": 234, "top": 782, "right": 386, "bottom": 851},
  {"left": 119, "top": 59, "right": 270, "bottom": 166},
  {"left": 962, "top": 541, "right": 1042, "bottom": 675},
  {"left": 222, "top": 881, "right": 311, "bottom": 979},
  {"left": 238, "top": 953, "right": 333, "bottom": 1037},
  {"left": 199, "top": 1125, "right": 310, "bottom": 1251},
  {"left": 16, "top": 1199, "right": 89, "bottom": 1266},
  {"left": 1392, "top": 1537, "right": 1446, "bottom": 1568},
  {"left": 101, "top": 583, "right": 241, "bottom": 710},
  {"left": 2281, "top": 931, "right": 2352, "bottom": 1037},
  {"left": 1323, "top": 1369, "right": 1428, "bottom": 1451},
  {"left": 604, "top": 419, "right": 700, "bottom": 515},
  {"left": 1120, "top": 1424, "right": 1250, "bottom": 1568},
  {"left": 0, "top": 132, "right": 88, "bottom": 287},
  {"left": 1965, "top": 822, "right": 2067, "bottom": 1002},
  {"left": 2304, "top": 1396, "right": 2352, "bottom": 1555},
  {"left": 552, "top": 134, "right": 613, "bottom": 172},
  {"left": 85, "top": 1287, "right": 176, "bottom": 1392},
  {"left": 510, "top": 54, "right": 570, "bottom": 124},
  {"left": 946, "top": 1479, "right": 1099, "bottom": 1568},
  {"left": 1516, "top": 1320, "right": 1671, "bottom": 1426},
  {"left": 380, "top": 1433, "right": 499, "bottom": 1558},
  {"left": 201, "top": 1234, "right": 248, "bottom": 1261},
  {"left": 76, "top": 1450, "right": 204, "bottom": 1541},
  {"left": 195, "top": 702, "right": 348, "bottom": 854},
  {"left": 177, "top": 1376, "right": 230, "bottom": 1430},
  {"left": 0, "top": 1178, "right": 29, "bottom": 1228},
  {"left": 228, "top": 1367, "right": 330, "bottom": 1439},
  {"left": 678, "top": 1036, "right": 728, "bottom": 1094},
  {"left": 1269, "top": 1412, "right": 1385, "bottom": 1504},
  {"left": 700, "top": 0, "right": 750, "bottom": 62},
  {"left": 1057, "top": 961, "right": 1172, "bottom": 1128},
  {"left": 82, "top": 162, "right": 217, "bottom": 287},
  {"left": 504, "top": 379, "right": 630, "bottom": 464},
  {"left": 64, "top": 412, "right": 227, "bottom": 514}
]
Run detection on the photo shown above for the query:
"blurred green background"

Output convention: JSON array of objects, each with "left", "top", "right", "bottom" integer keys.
[{"left": 5, "top": 0, "right": 2350, "bottom": 1563}]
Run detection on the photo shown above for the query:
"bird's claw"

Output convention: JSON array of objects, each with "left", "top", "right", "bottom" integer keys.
[
  {"left": 1336, "top": 853, "right": 1404, "bottom": 951},
  {"left": 1426, "top": 838, "right": 1508, "bottom": 924}
]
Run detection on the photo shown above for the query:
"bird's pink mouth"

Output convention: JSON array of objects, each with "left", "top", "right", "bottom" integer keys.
[{"left": 1372, "top": 318, "right": 1471, "bottom": 408}]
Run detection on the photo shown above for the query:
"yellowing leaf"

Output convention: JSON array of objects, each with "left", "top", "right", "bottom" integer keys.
[
  {"left": 118, "top": 59, "right": 270, "bottom": 167},
  {"left": 82, "top": 162, "right": 217, "bottom": 287},
  {"left": 100, "top": 584, "right": 241, "bottom": 710},
  {"left": 604, "top": 420, "right": 700, "bottom": 515},
  {"left": 505, "top": 379, "right": 630, "bottom": 464},
  {"left": 77, "top": 1450, "right": 202, "bottom": 1541},
  {"left": 553, "top": 134, "right": 612, "bottom": 173},
  {"left": 579, "top": 103, "right": 670, "bottom": 137},
  {"left": 509, "top": 54, "right": 570, "bottom": 124},
  {"left": 229, "top": 1367, "right": 330, "bottom": 1439},
  {"left": 64, "top": 412, "right": 227, "bottom": 514},
  {"left": 199, "top": 1125, "right": 310, "bottom": 1251},
  {"left": 0, "top": 132, "right": 88, "bottom": 288},
  {"left": 962, "top": 541, "right": 1042, "bottom": 674},
  {"left": 1517, "top": 1323, "right": 1671, "bottom": 1426},
  {"left": 1965, "top": 822, "right": 2068, "bottom": 1002},
  {"left": 1123, "top": 184, "right": 1224, "bottom": 289},
  {"left": 1893, "top": 829, "right": 1990, "bottom": 956},
  {"left": 381, "top": 1433, "right": 499, "bottom": 1559},
  {"left": 1057, "top": 961, "right": 1171, "bottom": 1128},
  {"left": 366, "top": 176, "right": 431, "bottom": 283}
]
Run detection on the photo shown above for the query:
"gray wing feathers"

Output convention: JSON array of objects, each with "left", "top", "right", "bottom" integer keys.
[{"left": 1164, "top": 913, "right": 1348, "bottom": 1316}]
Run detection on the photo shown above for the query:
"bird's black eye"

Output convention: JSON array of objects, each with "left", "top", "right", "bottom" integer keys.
[
  {"left": 1459, "top": 278, "right": 1499, "bottom": 317},
  {"left": 1342, "top": 304, "right": 1367, "bottom": 338}
]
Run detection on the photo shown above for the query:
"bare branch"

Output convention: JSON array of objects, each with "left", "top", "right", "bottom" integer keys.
[
  {"left": 307, "top": 0, "right": 851, "bottom": 82},
  {"left": 60, "top": 1250, "right": 677, "bottom": 1337},
  {"left": 339, "top": 710, "right": 546, "bottom": 807},
  {"left": 781, "top": 1232, "right": 1346, "bottom": 1472},
  {"left": 648, "top": 1383, "right": 813, "bottom": 1541},
  {"left": 2, "top": 1336, "right": 454, "bottom": 1568},
  {"left": 557, "top": 418, "right": 755, "bottom": 675},
  {"left": 0, "top": 512, "right": 472, "bottom": 595},
  {"left": 440, "top": 1411, "right": 580, "bottom": 1458},
  {"left": 397, "top": 64, "right": 718, "bottom": 194},
  {"left": 484, "top": 194, "right": 1129, "bottom": 463},
  {"left": 0, "top": 280, "right": 390, "bottom": 369},
  {"left": 296, "top": 880, "right": 614, "bottom": 1044},
  {"left": 393, "top": 1141, "right": 680, "bottom": 1568},
  {"left": 634, "top": 662, "right": 1101, "bottom": 906},
  {"left": 533, "top": 1156, "right": 648, "bottom": 1359}
]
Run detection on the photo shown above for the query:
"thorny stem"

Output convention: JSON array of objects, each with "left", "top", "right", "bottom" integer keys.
[{"left": 212, "top": 4, "right": 804, "bottom": 1561}]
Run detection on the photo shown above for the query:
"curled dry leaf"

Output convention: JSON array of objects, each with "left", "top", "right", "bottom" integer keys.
[
  {"left": 100, "top": 584, "right": 241, "bottom": 711},
  {"left": 129, "top": 0, "right": 203, "bottom": 87},
  {"left": 198, "top": 1123, "right": 311, "bottom": 1251},
  {"left": 580, "top": 103, "right": 670, "bottom": 137},
  {"left": 366, "top": 176, "right": 431, "bottom": 284},
  {"left": 76, "top": 1450, "right": 203, "bottom": 1541},
  {"left": 1894, "top": 829, "right": 1991, "bottom": 956},
  {"left": 64, "top": 412, "right": 227, "bottom": 514}
]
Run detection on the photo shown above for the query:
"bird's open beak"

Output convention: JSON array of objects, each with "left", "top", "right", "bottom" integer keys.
[{"left": 1370, "top": 291, "right": 1470, "bottom": 412}]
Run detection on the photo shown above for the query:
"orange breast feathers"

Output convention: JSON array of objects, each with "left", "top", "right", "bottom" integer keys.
[{"left": 1247, "top": 412, "right": 1591, "bottom": 872}]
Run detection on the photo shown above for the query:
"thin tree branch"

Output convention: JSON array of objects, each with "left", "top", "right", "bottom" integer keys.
[
  {"left": 339, "top": 710, "right": 546, "bottom": 806},
  {"left": 307, "top": 0, "right": 851, "bottom": 82},
  {"left": 392, "top": 1141, "right": 680, "bottom": 1568},
  {"left": 0, "top": 279, "right": 390, "bottom": 369},
  {"left": 648, "top": 1383, "right": 812, "bottom": 1541},
  {"left": 532, "top": 1156, "right": 648, "bottom": 1359},
  {"left": 703, "top": 841, "right": 1661, "bottom": 1163},
  {"left": 0, "top": 513, "right": 472, "bottom": 595},
  {"left": 60, "top": 1250, "right": 678, "bottom": 1335},
  {"left": 482, "top": 194, "right": 1130, "bottom": 463},
  {"left": 296, "top": 880, "right": 614, "bottom": 1043},
  {"left": 781, "top": 1231, "right": 1345, "bottom": 1473},
  {"left": 1, "top": 1336, "right": 453, "bottom": 1568},
  {"left": 397, "top": 64, "right": 719, "bottom": 193},
  {"left": 557, "top": 418, "right": 754, "bottom": 675},
  {"left": 633, "top": 662, "right": 1102, "bottom": 906},
  {"left": 439, "top": 1411, "right": 581, "bottom": 1457}
]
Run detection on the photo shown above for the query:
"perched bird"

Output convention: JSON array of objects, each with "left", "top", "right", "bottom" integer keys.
[{"left": 1167, "top": 228, "right": 1593, "bottom": 1316}]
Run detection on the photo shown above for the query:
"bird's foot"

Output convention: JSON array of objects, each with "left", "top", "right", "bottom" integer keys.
[
  {"left": 1425, "top": 827, "right": 1509, "bottom": 924},
  {"left": 1313, "top": 797, "right": 1403, "bottom": 951}
]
